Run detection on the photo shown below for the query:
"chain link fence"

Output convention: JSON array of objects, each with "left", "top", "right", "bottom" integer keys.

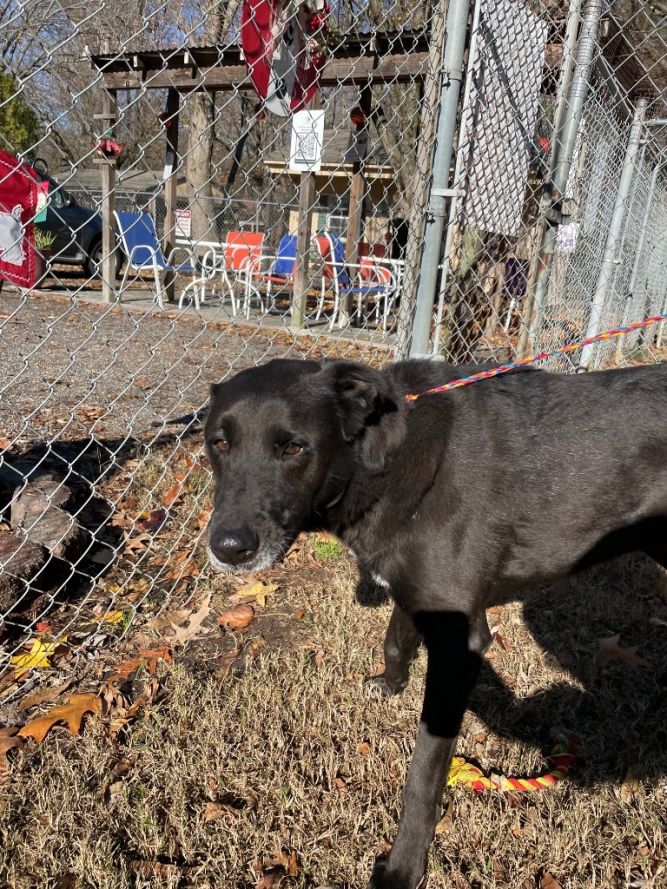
[{"left": 0, "top": 0, "right": 665, "bottom": 699}]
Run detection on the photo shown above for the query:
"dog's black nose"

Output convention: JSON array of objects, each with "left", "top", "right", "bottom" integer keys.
[{"left": 211, "top": 526, "right": 260, "bottom": 566}]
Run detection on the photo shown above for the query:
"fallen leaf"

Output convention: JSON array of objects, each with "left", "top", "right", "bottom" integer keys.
[
  {"left": 197, "top": 507, "right": 212, "bottom": 530},
  {"left": 314, "top": 649, "right": 325, "bottom": 668},
  {"left": 218, "top": 604, "right": 255, "bottom": 630},
  {"left": 293, "top": 607, "right": 306, "bottom": 621},
  {"left": 434, "top": 801, "right": 453, "bottom": 835},
  {"left": 0, "top": 437, "right": 12, "bottom": 450},
  {"left": 18, "top": 679, "right": 73, "bottom": 712},
  {"left": 491, "top": 629, "right": 510, "bottom": 651},
  {"left": 334, "top": 776, "right": 347, "bottom": 792},
  {"left": 270, "top": 850, "right": 298, "bottom": 877},
  {"left": 229, "top": 581, "right": 278, "bottom": 608},
  {"left": 170, "top": 592, "right": 212, "bottom": 644},
  {"left": 162, "top": 473, "right": 186, "bottom": 508},
  {"left": 511, "top": 819, "right": 523, "bottom": 838},
  {"left": 96, "top": 610, "right": 125, "bottom": 625},
  {"left": 256, "top": 875, "right": 280, "bottom": 889},
  {"left": 136, "top": 508, "right": 168, "bottom": 533},
  {"left": 540, "top": 873, "right": 562, "bottom": 889},
  {"left": 203, "top": 801, "right": 239, "bottom": 823},
  {"left": 35, "top": 621, "right": 54, "bottom": 633},
  {"left": 0, "top": 727, "right": 25, "bottom": 784},
  {"left": 11, "top": 637, "right": 66, "bottom": 677},
  {"left": 356, "top": 741, "right": 371, "bottom": 756},
  {"left": 598, "top": 634, "right": 651, "bottom": 668},
  {"left": 123, "top": 531, "right": 151, "bottom": 554},
  {"left": 19, "top": 693, "right": 101, "bottom": 744}
]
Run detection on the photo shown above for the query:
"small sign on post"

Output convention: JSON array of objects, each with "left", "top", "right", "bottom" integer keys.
[
  {"left": 289, "top": 110, "right": 325, "bottom": 173},
  {"left": 174, "top": 208, "right": 192, "bottom": 239}
]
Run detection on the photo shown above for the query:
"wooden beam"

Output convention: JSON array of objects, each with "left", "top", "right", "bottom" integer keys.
[
  {"left": 162, "top": 88, "right": 180, "bottom": 303},
  {"left": 98, "top": 51, "right": 429, "bottom": 92},
  {"left": 99, "top": 85, "right": 117, "bottom": 303},
  {"left": 291, "top": 171, "right": 316, "bottom": 329}
]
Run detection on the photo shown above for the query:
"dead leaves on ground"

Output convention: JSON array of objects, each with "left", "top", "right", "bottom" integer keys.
[
  {"left": 108, "top": 646, "right": 172, "bottom": 681},
  {"left": 598, "top": 634, "right": 651, "bottom": 669}
]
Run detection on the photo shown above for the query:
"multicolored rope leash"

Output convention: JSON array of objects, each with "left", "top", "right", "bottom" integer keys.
[
  {"left": 447, "top": 732, "right": 580, "bottom": 794},
  {"left": 406, "top": 314, "right": 667, "bottom": 403}
]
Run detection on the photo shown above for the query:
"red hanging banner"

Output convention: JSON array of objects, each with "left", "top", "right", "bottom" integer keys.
[
  {"left": 241, "top": 1, "right": 329, "bottom": 116},
  {"left": 0, "top": 150, "right": 39, "bottom": 289}
]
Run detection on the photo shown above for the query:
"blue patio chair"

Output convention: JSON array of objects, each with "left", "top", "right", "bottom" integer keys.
[
  {"left": 114, "top": 210, "right": 195, "bottom": 309},
  {"left": 314, "top": 232, "right": 397, "bottom": 330}
]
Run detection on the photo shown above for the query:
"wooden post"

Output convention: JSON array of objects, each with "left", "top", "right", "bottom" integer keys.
[
  {"left": 291, "top": 94, "right": 322, "bottom": 329},
  {"left": 162, "top": 88, "right": 180, "bottom": 302},
  {"left": 99, "top": 84, "right": 117, "bottom": 303},
  {"left": 291, "top": 171, "right": 316, "bottom": 328},
  {"left": 342, "top": 82, "right": 373, "bottom": 326}
]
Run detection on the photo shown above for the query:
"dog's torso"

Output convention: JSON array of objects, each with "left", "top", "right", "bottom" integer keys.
[{"left": 328, "top": 361, "right": 667, "bottom": 613}]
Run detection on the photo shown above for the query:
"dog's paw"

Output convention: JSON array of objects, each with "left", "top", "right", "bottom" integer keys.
[
  {"left": 367, "top": 860, "right": 423, "bottom": 889},
  {"left": 364, "top": 673, "right": 408, "bottom": 698}
]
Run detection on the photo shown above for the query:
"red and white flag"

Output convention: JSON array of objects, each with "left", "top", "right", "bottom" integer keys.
[
  {"left": 0, "top": 149, "right": 39, "bottom": 289},
  {"left": 241, "top": 0, "right": 329, "bottom": 116}
]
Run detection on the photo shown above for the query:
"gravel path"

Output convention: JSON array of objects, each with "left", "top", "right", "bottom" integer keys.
[{"left": 0, "top": 289, "right": 384, "bottom": 449}]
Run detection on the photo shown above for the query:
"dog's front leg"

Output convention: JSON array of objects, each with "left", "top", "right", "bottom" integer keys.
[
  {"left": 368, "top": 610, "right": 488, "bottom": 889},
  {"left": 368, "top": 604, "right": 422, "bottom": 696}
]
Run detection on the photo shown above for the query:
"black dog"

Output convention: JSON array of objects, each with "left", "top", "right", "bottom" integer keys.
[{"left": 205, "top": 357, "right": 667, "bottom": 889}]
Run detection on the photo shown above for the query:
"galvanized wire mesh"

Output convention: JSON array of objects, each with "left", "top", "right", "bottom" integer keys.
[{"left": 0, "top": 0, "right": 665, "bottom": 699}]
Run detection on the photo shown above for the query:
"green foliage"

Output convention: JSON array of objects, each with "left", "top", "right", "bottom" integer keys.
[{"left": 0, "top": 70, "right": 40, "bottom": 154}]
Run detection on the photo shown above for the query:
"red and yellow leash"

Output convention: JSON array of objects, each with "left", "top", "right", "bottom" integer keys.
[
  {"left": 406, "top": 313, "right": 667, "bottom": 403},
  {"left": 448, "top": 732, "right": 581, "bottom": 794}
]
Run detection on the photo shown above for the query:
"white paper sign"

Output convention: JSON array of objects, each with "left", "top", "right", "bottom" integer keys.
[
  {"left": 174, "top": 208, "right": 192, "bottom": 239},
  {"left": 289, "top": 110, "right": 325, "bottom": 173}
]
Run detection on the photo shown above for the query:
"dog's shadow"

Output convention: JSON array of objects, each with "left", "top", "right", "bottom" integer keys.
[{"left": 358, "top": 556, "right": 667, "bottom": 785}]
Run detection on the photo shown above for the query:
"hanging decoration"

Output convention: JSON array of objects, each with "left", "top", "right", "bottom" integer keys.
[{"left": 241, "top": 0, "right": 330, "bottom": 116}]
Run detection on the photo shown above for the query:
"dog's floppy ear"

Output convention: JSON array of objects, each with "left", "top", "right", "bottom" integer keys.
[{"left": 323, "top": 360, "right": 406, "bottom": 471}]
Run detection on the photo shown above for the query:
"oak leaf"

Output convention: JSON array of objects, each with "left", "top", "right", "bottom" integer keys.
[
  {"left": 170, "top": 592, "right": 212, "bottom": 644},
  {"left": 18, "top": 679, "right": 73, "bottom": 712},
  {"left": 0, "top": 727, "right": 25, "bottom": 784},
  {"left": 229, "top": 581, "right": 278, "bottom": 608},
  {"left": 19, "top": 693, "right": 101, "bottom": 744},
  {"left": 218, "top": 604, "right": 255, "bottom": 630},
  {"left": 598, "top": 634, "right": 651, "bottom": 668}
]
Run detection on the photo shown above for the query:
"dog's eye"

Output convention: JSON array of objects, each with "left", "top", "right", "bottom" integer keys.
[
  {"left": 282, "top": 442, "right": 304, "bottom": 458},
  {"left": 215, "top": 438, "right": 230, "bottom": 454}
]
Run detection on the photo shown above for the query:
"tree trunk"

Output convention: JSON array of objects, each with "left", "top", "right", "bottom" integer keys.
[{"left": 185, "top": 0, "right": 240, "bottom": 247}]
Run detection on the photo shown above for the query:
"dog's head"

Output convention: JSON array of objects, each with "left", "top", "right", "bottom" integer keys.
[{"left": 204, "top": 358, "right": 405, "bottom": 573}]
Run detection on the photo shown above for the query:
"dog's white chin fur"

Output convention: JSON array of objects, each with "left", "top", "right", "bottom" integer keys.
[{"left": 206, "top": 544, "right": 279, "bottom": 575}]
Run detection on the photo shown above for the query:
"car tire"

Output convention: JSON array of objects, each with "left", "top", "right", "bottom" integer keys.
[{"left": 84, "top": 238, "right": 122, "bottom": 279}]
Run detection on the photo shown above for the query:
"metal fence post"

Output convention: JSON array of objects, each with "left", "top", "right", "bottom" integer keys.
[
  {"left": 614, "top": 155, "right": 666, "bottom": 362},
  {"left": 578, "top": 98, "right": 647, "bottom": 369},
  {"left": 409, "top": 0, "right": 473, "bottom": 358},
  {"left": 519, "top": 0, "right": 603, "bottom": 355}
]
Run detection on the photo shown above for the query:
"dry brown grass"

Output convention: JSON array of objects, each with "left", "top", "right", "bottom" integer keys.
[{"left": 1, "top": 549, "right": 666, "bottom": 889}]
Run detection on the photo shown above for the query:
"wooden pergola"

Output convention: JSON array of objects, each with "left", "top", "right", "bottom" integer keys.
[{"left": 90, "top": 32, "right": 430, "bottom": 322}]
